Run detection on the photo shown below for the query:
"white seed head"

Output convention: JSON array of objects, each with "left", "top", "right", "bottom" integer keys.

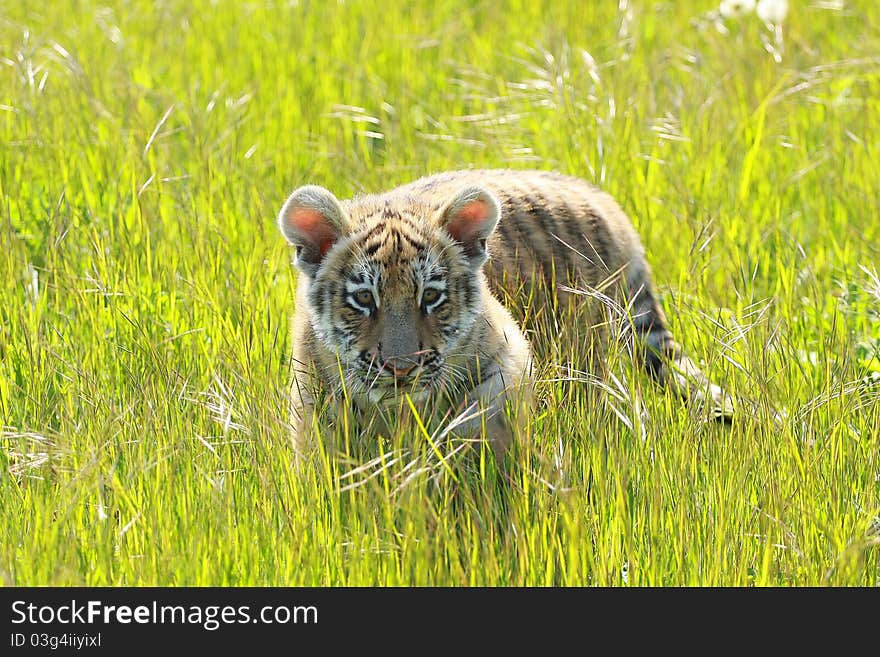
[{"left": 757, "top": 0, "right": 789, "bottom": 24}]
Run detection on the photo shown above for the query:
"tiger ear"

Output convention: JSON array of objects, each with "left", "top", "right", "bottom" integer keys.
[
  {"left": 438, "top": 186, "right": 500, "bottom": 267},
  {"left": 278, "top": 185, "right": 349, "bottom": 276}
]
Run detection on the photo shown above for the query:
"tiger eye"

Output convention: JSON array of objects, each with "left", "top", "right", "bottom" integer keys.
[
  {"left": 355, "top": 289, "right": 375, "bottom": 306},
  {"left": 422, "top": 288, "right": 441, "bottom": 304}
]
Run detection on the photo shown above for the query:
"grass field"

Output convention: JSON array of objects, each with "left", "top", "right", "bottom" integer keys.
[{"left": 1, "top": 0, "right": 878, "bottom": 586}]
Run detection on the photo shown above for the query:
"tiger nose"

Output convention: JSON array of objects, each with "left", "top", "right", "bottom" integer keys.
[{"left": 382, "top": 358, "right": 416, "bottom": 378}]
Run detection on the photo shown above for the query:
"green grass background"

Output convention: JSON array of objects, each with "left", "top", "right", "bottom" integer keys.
[{"left": 1, "top": 0, "right": 878, "bottom": 585}]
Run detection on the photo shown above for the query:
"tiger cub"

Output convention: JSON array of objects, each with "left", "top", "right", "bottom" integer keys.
[{"left": 278, "top": 169, "right": 731, "bottom": 459}]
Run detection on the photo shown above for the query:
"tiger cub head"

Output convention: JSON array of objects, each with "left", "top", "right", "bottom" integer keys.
[{"left": 278, "top": 184, "right": 501, "bottom": 401}]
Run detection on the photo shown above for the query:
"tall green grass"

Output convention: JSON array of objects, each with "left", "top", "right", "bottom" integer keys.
[{"left": 1, "top": 0, "right": 878, "bottom": 585}]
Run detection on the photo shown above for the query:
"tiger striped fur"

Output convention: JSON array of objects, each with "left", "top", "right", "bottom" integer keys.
[{"left": 278, "top": 169, "right": 732, "bottom": 459}]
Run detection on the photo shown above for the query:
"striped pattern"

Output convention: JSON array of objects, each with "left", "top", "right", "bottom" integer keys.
[{"left": 284, "top": 169, "right": 731, "bottom": 456}]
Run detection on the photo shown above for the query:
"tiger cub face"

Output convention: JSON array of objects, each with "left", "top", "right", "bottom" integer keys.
[{"left": 278, "top": 185, "right": 501, "bottom": 403}]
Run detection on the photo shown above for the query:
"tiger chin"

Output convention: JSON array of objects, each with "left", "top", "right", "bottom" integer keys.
[{"left": 278, "top": 169, "right": 732, "bottom": 462}]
